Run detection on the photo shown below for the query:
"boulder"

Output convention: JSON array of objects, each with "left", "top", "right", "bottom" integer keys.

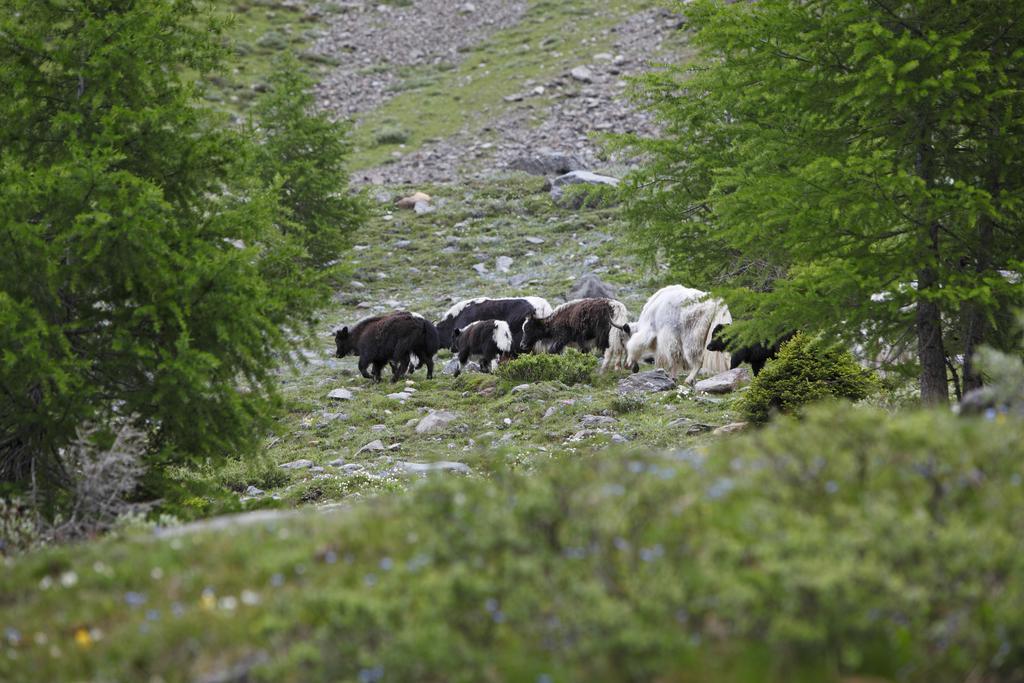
[
  {"left": 244, "top": 485, "right": 265, "bottom": 497},
  {"left": 668, "top": 417, "right": 714, "bottom": 435},
  {"left": 396, "top": 460, "right": 471, "bottom": 475},
  {"left": 396, "top": 191, "right": 431, "bottom": 209},
  {"left": 566, "top": 273, "right": 615, "bottom": 300},
  {"left": 507, "top": 150, "right": 582, "bottom": 176},
  {"left": 617, "top": 369, "right": 677, "bottom": 395},
  {"left": 580, "top": 414, "right": 618, "bottom": 428},
  {"left": 416, "top": 410, "right": 459, "bottom": 434},
  {"left": 695, "top": 368, "right": 751, "bottom": 394},
  {"left": 355, "top": 439, "right": 386, "bottom": 455},
  {"left": 279, "top": 459, "right": 314, "bottom": 470},
  {"left": 443, "top": 359, "right": 481, "bottom": 375},
  {"left": 713, "top": 422, "right": 750, "bottom": 435},
  {"left": 327, "top": 388, "right": 353, "bottom": 401},
  {"left": 550, "top": 170, "right": 619, "bottom": 209},
  {"left": 495, "top": 255, "right": 514, "bottom": 273},
  {"left": 570, "top": 66, "right": 594, "bottom": 82}
]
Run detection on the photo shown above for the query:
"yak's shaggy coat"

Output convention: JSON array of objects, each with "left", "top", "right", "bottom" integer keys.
[
  {"left": 436, "top": 297, "right": 552, "bottom": 352},
  {"left": 626, "top": 286, "right": 732, "bottom": 383},
  {"left": 451, "top": 319, "right": 513, "bottom": 376},
  {"left": 334, "top": 312, "right": 439, "bottom": 382},
  {"left": 521, "top": 298, "right": 632, "bottom": 371}
]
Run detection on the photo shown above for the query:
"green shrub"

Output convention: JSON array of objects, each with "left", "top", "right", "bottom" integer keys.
[
  {"left": 496, "top": 348, "right": 598, "bottom": 385},
  {"left": 5, "top": 405, "right": 1023, "bottom": 681},
  {"left": 216, "top": 456, "right": 289, "bottom": 493},
  {"left": 741, "top": 333, "right": 878, "bottom": 422},
  {"left": 610, "top": 392, "right": 646, "bottom": 414},
  {"left": 373, "top": 125, "right": 410, "bottom": 146}
]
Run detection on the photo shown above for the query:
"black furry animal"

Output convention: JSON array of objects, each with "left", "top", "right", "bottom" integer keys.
[
  {"left": 706, "top": 324, "right": 796, "bottom": 376},
  {"left": 435, "top": 297, "right": 552, "bottom": 353},
  {"left": 451, "top": 320, "right": 514, "bottom": 376},
  {"left": 334, "top": 312, "right": 439, "bottom": 382},
  {"left": 520, "top": 298, "right": 631, "bottom": 362}
]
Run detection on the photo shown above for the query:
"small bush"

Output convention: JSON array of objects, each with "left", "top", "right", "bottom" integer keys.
[
  {"left": 741, "top": 333, "right": 878, "bottom": 422},
  {"left": 610, "top": 393, "right": 646, "bottom": 414},
  {"left": 496, "top": 348, "right": 598, "bottom": 385},
  {"left": 373, "top": 125, "right": 410, "bottom": 146},
  {"left": 216, "top": 456, "right": 289, "bottom": 493}
]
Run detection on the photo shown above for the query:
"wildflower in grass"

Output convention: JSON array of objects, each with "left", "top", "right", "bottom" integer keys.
[{"left": 73, "top": 628, "right": 92, "bottom": 649}]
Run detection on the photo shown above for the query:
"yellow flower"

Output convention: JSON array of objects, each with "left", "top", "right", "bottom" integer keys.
[{"left": 73, "top": 628, "right": 92, "bottom": 649}]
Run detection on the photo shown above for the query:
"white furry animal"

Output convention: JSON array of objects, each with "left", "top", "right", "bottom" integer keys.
[{"left": 625, "top": 285, "right": 732, "bottom": 383}]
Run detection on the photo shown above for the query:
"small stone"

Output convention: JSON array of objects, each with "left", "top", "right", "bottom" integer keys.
[
  {"left": 350, "top": 280, "right": 366, "bottom": 289},
  {"left": 341, "top": 463, "right": 365, "bottom": 474},
  {"left": 405, "top": 418, "right": 419, "bottom": 428},
  {"left": 495, "top": 256, "right": 514, "bottom": 273},
  {"left": 370, "top": 424, "right": 387, "bottom": 432},
  {"left": 327, "top": 388, "right": 353, "bottom": 401},
  {"left": 570, "top": 66, "right": 594, "bottom": 82},
  {"left": 525, "top": 236, "right": 545, "bottom": 245},
  {"left": 387, "top": 392, "right": 412, "bottom": 401},
  {"left": 543, "top": 405, "right": 560, "bottom": 419},
  {"left": 327, "top": 457, "right": 346, "bottom": 467},
  {"left": 244, "top": 485, "right": 264, "bottom": 496},
  {"left": 714, "top": 422, "right": 750, "bottom": 435},
  {"left": 279, "top": 459, "right": 314, "bottom": 470},
  {"left": 473, "top": 263, "right": 489, "bottom": 275},
  {"left": 413, "top": 201, "right": 434, "bottom": 214},
  {"left": 610, "top": 433, "right": 629, "bottom": 444},
  {"left": 511, "top": 384, "right": 531, "bottom": 393},
  {"left": 502, "top": 417, "right": 513, "bottom": 426},
  {"left": 394, "top": 240, "right": 412, "bottom": 249},
  {"left": 355, "top": 439, "right": 386, "bottom": 455},
  {"left": 580, "top": 414, "right": 618, "bottom": 428},
  {"left": 318, "top": 412, "right": 349, "bottom": 426}
]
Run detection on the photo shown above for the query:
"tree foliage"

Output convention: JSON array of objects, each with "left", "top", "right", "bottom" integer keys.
[
  {"left": 619, "top": 0, "right": 1024, "bottom": 404},
  {"left": 250, "top": 55, "right": 366, "bottom": 269},
  {"left": 0, "top": 0, "right": 357, "bottom": 490}
]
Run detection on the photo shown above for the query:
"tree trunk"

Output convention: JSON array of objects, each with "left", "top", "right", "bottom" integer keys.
[
  {"left": 961, "top": 171, "right": 998, "bottom": 393},
  {"left": 914, "top": 137, "right": 949, "bottom": 406}
]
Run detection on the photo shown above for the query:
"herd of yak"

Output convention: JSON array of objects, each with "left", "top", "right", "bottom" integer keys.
[{"left": 333, "top": 285, "right": 791, "bottom": 384}]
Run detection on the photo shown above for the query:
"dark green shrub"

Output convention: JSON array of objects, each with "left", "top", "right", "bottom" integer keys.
[
  {"left": 495, "top": 348, "right": 598, "bottom": 385},
  {"left": 741, "top": 333, "right": 878, "bottom": 422},
  {"left": 373, "top": 125, "right": 410, "bottom": 146}
]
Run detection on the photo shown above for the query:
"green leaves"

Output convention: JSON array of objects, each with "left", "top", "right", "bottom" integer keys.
[
  {"left": 0, "top": 1, "right": 361, "bottom": 492},
  {"left": 620, "top": 0, "right": 1024, "bottom": 398}
]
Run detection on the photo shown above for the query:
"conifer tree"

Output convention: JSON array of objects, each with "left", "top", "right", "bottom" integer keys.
[{"left": 620, "top": 0, "right": 1024, "bottom": 404}]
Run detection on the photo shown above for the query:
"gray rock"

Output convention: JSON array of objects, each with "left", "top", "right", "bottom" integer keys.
[
  {"left": 580, "top": 414, "right": 618, "bottom": 428},
  {"left": 507, "top": 150, "right": 582, "bottom": 176},
  {"left": 511, "top": 383, "right": 532, "bottom": 394},
  {"left": 695, "top": 368, "right": 751, "bottom": 394},
  {"left": 370, "top": 424, "right": 387, "bottom": 432},
  {"left": 668, "top": 418, "right": 714, "bottom": 435},
  {"left": 326, "top": 457, "right": 346, "bottom": 467},
  {"left": 341, "top": 463, "right": 365, "bottom": 475},
  {"left": 318, "top": 412, "right": 349, "bottom": 426},
  {"left": 443, "top": 359, "right": 481, "bottom": 375},
  {"left": 395, "top": 460, "right": 471, "bottom": 475},
  {"left": 582, "top": 255, "right": 600, "bottom": 268},
  {"left": 957, "top": 387, "right": 1000, "bottom": 415},
  {"left": 416, "top": 410, "right": 459, "bottom": 434},
  {"left": 525, "top": 236, "right": 546, "bottom": 245},
  {"left": 713, "top": 422, "right": 750, "bottom": 435},
  {"left": 570, "top": 66, "right": 594, "bottom": 82},
  {"left": 386, "top": 391, "right": 412, "bottom": 401},
  {"left": 617, "top": 369, "right": 677, "bottom": 395},
  {"left": 244, "top": 485, "right": 265, "bottom": 497},
  {"left": 496, "top": 255, "right": 514, "bottom": 273},
  {"left": 355, "top": 439, "right": 386, "bottom": 455},
  {"left": 543, "top": 405, "right": 561, "bottom": 419},
  {"left": 350, "top": 280, "right": 366, "bottom": 289},
  {"left": 280, "top": 459, "right": 314, "bottom": 470},
  {"left": 413, "top": 200, "right": 434, "bottom": 215},
  {"left": 550, "top": 170, "right": 620, "bottom": 209},
  {"left": 610, "top": 433, "right": 630, "bottom": 444},
  {"left": 394, "top": 239, "right": 412, "bottom": 249},
  {"left": 567, "top": 273, "right": 615, "bottom": 300},
  {"left": 473, "top": 262, "right": 489, "bottom": 275},
  {"left": 327, "top": 388, "right": 354, "bottom": 401},
  {"left": 405, "top": 418, "right": 420, "bottom": 428}
]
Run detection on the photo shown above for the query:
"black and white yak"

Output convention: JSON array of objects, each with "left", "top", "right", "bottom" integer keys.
[
  {"left": 334, "top": 311, "right": 439, "bottom": 382},
  {"left": 625, "top": 285, "right": 733, "bottom": 384},
  {"left": 520, "top": 298, "right": 632, "bottom": 371},
  {"left": 436, "top": 296, "right": 552, "bottom": 353},
  {"left": 450, "top": 320, "right": 514, "bottom": 376},
  {"left": 706, "top": 324, "right": 797, "bottom": 376}
]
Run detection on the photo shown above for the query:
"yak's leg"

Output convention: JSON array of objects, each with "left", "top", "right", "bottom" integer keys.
[
  {"left": 371, "top": 360, "right": 386, "bottom": 382},
  {"left": 358, "top": 356, "right": 373, "bottom": 379}
]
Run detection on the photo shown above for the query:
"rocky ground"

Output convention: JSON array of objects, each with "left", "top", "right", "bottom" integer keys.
[{"left": 308, "top": 0, "right": 686, "bottom": 183}]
